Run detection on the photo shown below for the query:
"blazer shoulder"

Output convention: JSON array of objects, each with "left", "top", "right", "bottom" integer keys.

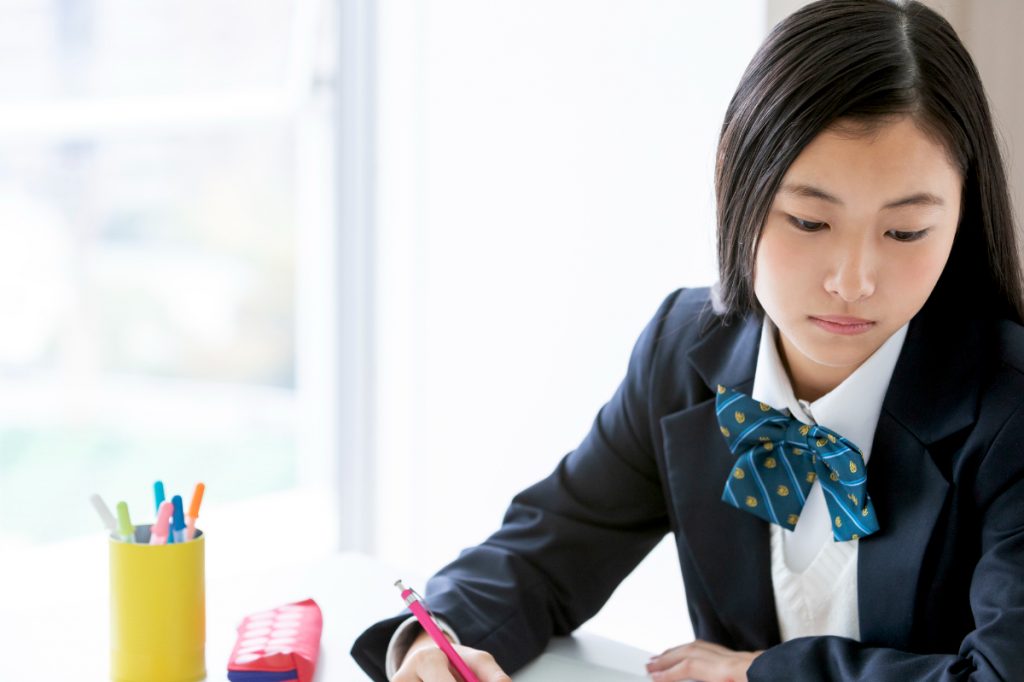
[
  {"left": 651, "top": 286, "right": 719, "bottom": 344},
  {"left": 643, "top": 286, "right": 729, "bottom": 384},
  {"left": 968, "top": 318, "right": 1024, "bottom": 499},
  {"left": 996, "top": 318, "right": 1024, "bottom": 376},
  {"left": 980, "top": 318, "right": 1024, "bottom": 404},
  {"left": 969, "top": 317, "right": 1024, "bottom": 445}
]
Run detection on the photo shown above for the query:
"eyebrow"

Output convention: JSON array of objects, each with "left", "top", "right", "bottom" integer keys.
[{"left": 778, "top": 182, "right": 946, "bottom": 210}]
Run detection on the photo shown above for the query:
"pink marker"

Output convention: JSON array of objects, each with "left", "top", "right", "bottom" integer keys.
[
  {"left": 150, "top": 501, "right": 174, "bottom": 545},
  {"left": 395, "top": 580, "right": 480, "bottom": 682}
]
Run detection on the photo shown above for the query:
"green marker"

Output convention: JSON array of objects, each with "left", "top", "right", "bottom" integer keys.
[{"left": 116, "top": 501, "right": 135, "bottom": 543}]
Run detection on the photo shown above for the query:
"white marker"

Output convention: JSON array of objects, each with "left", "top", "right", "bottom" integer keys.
[{"left": 90, "top": 494, "right": 118, "bottom": 535}]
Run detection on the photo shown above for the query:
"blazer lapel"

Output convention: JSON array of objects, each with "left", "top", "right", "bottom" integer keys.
[
  {"left": 660, "top": 294, "right": 985, "bottom": 649},
  {"left": 857, "top": 295, "right": 983, "bottom": 646},
  {"left": 661, "top": 312, "right": 782, "bottom": 649}
]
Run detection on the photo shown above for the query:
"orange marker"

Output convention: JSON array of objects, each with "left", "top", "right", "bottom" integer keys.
[{"left": 185, "top": 482, "right": 205, "bottom": 541}]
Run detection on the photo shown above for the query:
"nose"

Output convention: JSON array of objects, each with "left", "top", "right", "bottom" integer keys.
[{"left": 824, "top": 240, "right": 876, "bottom": 303}]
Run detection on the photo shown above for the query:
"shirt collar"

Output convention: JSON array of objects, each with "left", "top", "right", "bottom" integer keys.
[{"left": 750, "top": 316, "right": 909, "bottom": 463}]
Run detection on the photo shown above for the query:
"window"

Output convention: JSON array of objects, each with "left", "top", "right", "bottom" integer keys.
[{"left": 0, "top": 0, "right": 340, "bottom": 554}]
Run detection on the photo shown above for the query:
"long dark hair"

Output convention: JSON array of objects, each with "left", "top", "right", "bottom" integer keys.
[{"left": 712, "top": 0, "right": 1023, "bottom": 324}]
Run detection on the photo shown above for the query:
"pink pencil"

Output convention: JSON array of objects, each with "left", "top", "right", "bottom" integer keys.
[{"left": 395, "top": 580, "right": 480, "bottom": 682}]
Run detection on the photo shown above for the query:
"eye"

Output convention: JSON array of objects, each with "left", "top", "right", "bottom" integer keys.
[
  {"left": 785, "top": 214, "right": 931, "bottom": 241},
  {"left": 786, "top": 215, "right": 827, "bottom": 232},
  {"left": 887, "top": 228, "right": 930, "bottom": 242}
]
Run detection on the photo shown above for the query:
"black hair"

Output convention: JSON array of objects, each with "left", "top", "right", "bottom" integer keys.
[{"left": 713, "top": 0, "right": 1023, "bottom": 324}]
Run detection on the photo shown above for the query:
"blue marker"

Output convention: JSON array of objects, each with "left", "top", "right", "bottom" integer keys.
[
  {"left": 154, "top": 481, "right": 174, "bottom": 544},
  {"left": 154, "top": 480, "right": 166, "bottom": 515},
  {"left": 171, "top": 495, "right": 186, "bottom": 544}
]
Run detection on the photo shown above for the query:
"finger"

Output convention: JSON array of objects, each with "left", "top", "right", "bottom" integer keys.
[
  {"left": 653, "top": 642, "right": 687, "bottom": 659},
  {"left": 650, "top": 643, "right": 691, "bottom": 667},
  {"left": 651, "top": 640, "right": 724, "bottom": 662},
  {"left": 647, "top": 639, "right": 738, "bottom": 670},
  {"left": 392, "top": 666, "right": 458, "bottom": 682},
  {"left": 398, "top": 647, "right": 459, "bottom": 682},
  {"left": 650, "top": 655, "right": 722, "bottom": 682},
  {"left": 459, "top": 647, "right": 512, "bottom": 682},
  {"left": 647, "top": 642, "right": 717, "bottom": 671},
  {"left": 685, "top": 639, "right": 734, "bottom": 655}
]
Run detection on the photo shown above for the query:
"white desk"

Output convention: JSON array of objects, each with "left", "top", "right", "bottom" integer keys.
[{"left": 0, "top": 539, "right": 651, "bottom": 680}]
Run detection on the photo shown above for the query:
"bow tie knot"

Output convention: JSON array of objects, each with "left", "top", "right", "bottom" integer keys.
[
  {"left": 715, "top": 385, "right": 879, "bottom": 542},
  {"left": 785, "top": 419, "right": 817, "bottom": 450}
]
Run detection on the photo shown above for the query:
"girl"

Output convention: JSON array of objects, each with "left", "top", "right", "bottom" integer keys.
[{"left": 353, "top": 1, "right": 1024, "bottom": 680}]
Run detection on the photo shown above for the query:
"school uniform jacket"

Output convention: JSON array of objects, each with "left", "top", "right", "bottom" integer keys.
[{"left": 351, "top": 286, "right": 1024, "bottom": 681}]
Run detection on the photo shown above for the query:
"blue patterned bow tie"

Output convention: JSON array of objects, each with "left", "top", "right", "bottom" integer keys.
[{"left": 714, "top": 385, "right": 879, "bottom": 542}]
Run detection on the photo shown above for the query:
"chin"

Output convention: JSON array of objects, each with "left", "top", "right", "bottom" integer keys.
[
  {"left": 811, "top": 337, "right": 876, "bottom": 364},
  {"left": 793, "top": 334, "right": 873, "bottom": 370}
]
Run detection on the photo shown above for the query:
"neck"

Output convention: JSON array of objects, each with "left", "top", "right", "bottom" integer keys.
[{"left": 775, "top": 328, "right": 854, "bottom": 403}]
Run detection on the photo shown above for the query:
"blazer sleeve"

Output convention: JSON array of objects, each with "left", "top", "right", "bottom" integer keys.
[
  {"left": 350, "top": 289, "right": 684, "bottom": 680},
  {"left": 748, "top": 399, "right": 1024, "bottom": 681}
]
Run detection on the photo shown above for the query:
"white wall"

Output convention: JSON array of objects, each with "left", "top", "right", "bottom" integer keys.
[
  {"left": 939, "top": 0, "right": 1024, "bottom": 262},
  {"left": 371, "top": 1, "right": 765, "bottom": 652}
]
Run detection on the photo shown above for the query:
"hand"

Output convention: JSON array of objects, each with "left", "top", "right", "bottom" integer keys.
[
  {"left": 393, "top": 629, "right": 511, "bottom": 682},
  {"left": 645, "top": 639, "right": 762, "bottom": 682}
]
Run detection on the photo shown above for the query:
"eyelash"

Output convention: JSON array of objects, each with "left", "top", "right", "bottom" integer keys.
[{"left": 786, "top": 216, "right": 929, "bottom": 243}]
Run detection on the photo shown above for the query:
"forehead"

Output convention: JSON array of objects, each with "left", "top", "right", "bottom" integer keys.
[{"left": 781, "top": 117, "right": 963, "bottom": 200}]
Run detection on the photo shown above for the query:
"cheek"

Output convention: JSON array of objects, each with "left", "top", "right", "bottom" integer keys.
[
  {"left": 885, "top": 241, "right": 952, "bottom": 305},
  {"left": 754, "top": 225, "right": 819, "bottom": 302}
]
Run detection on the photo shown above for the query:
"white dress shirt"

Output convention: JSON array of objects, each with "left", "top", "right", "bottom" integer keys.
[
  {"left": 750, "top": 315, "right": 908, "bottom": 640},
  {"left": 385, "top": 615, "right": 460, "bottom": 679}
]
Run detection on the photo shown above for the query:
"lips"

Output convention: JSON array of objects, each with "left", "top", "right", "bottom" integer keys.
[{"left": 811, "top": 315, "right": 873, "bottom": 325}]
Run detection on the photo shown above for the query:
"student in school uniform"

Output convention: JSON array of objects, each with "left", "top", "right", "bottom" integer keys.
[{"left": 352, "top": 0, "right": 1024, "bottom": 680}]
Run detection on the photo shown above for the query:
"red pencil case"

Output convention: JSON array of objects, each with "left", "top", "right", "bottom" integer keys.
[{"left": 227, "top": 598, "right": 322, "bottom": 682}]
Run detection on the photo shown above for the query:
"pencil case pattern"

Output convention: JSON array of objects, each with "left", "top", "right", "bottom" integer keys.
[{"left": 227, "top": 598, "right": 322, "bottom": 682}]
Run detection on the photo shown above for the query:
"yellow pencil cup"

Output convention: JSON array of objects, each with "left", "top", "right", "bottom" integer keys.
[{"left": 109, "top": 524, "right": 206, "bottom": 682}]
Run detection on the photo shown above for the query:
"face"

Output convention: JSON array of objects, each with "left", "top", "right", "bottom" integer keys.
[{"left": 753, "top": 116, "right": 962, "bottom": 397}]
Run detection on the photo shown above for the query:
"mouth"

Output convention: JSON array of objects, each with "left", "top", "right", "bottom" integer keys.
[
  {"left": 813, "top": 315, "right": 873, "bottom": 325},
  {"left": 808, "top": 315, "right": 876, "bottom": 336}
]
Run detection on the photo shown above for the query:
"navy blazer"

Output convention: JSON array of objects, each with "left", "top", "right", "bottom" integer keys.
[{"left": 352, "top": 287, "right": 1024, "bottom": 681}]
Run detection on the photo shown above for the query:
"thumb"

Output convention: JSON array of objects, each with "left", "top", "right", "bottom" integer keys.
[{"left": 458, "top": 648, "right": 511, "bottom": 682}]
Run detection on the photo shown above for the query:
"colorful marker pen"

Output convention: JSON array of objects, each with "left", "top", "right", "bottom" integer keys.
[
  {"left": 115, "top": 501, "right": 135, "bottom": 543},
  {"left": 171, "top": 495, "right": 186, "bottom": 544},
  {"left": 90, "top": 494, "right": 118, "bottom": 535},
  {"left": 185, "top": 482, "right": 205, "bottom": 541},
  {"left": 395, "top": 580, "right": 480, "bottom": 682},
  {"left": 153, "top": 480, "right": 169, "bottom": 542},
  {"left": 154, "top": 480, "right": 166, "bottom": 515},
  {"left": 150, "top": 501, "right": 173, "bottom": 545}
]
